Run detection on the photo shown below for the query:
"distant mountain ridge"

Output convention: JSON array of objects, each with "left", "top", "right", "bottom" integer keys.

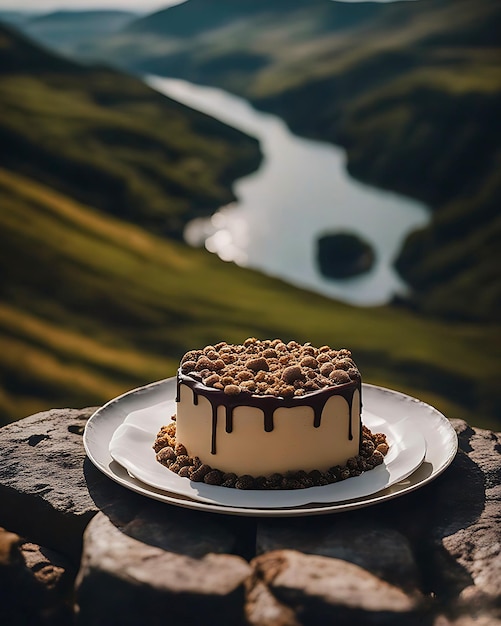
[
  {"left": 102, "top": 0, "right": 500, "bottom": 323},
  {"left": 4, "top": 9, "right": 138, "bottom": 59},
  {"left": 126, "top": 0, "right": 383, "bottom": 37}
]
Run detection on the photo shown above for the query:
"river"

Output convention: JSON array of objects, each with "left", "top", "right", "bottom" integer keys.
[{"left": 146, "top": 75, "right": 429, "bottom": 306}]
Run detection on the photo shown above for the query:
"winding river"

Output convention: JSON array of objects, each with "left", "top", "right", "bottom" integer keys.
[{"left": 146, "top": 75, "right": 429, "bottom": 306}]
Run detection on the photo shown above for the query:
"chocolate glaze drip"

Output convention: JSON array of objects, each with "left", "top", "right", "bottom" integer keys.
[
  {"left": 211, "top": 402, "right": 218, "bottom": 456},
  {"left": 177, "top": 371, "right": 361, "bottom": 455},
  {"left": 225, "top": 405, "right": 233, "bottom": 433}
]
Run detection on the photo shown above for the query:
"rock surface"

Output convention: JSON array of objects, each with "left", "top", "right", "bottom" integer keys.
[
  {"left": 76, "top": 512, "right": 251, "bottom": 625},
  {"left": 430, "top": 421, "right": 501, "bottom": 609},
  {"left": 256, "top": 519, "right": 421, "bottom": 592},
  {"left": 0, "top": 527, "right": 74, "bottom": 625},
  {"left": 250, "top": 550, "right": 423, "bottom": 626},
  {"left": 0, "top": 407, "right": 102, "bottom": 557},
  {"left": 0, "top": 408, "right": 500, "bottom": 625}
]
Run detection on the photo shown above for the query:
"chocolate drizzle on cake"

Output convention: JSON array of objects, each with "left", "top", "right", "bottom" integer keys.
[
  {"left": 176, "top": 372, "right": 360, "bottom": 455},
  {"left": 225, "top": 406, "right": 233, "bottom": 433}
]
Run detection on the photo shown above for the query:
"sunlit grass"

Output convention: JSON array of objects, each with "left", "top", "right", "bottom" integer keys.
[
  {"left": 0, "top": 64, "right": 261, "bottom": 239},
  {"left": 1, "top": 167, "right": 499, "bottom": 429}
]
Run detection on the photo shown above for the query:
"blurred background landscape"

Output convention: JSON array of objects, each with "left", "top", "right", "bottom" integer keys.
[{"left": 0, "top": 0, "right": 499, "bottom": 429}]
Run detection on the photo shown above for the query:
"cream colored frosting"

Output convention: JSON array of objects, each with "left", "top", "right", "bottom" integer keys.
[{"left": 176, "top": 381, "right": 361, "bottom": 476}]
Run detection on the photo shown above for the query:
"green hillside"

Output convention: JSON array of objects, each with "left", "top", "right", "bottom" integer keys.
[
  {"left": 1, "top": 166, "right": 499, "bottom": 429},
  {"left": 89, "top": 0, "right": 501, "bottom": 323},
  {"left": 0, "top": 23, "right": 261, "bottom": 239}
]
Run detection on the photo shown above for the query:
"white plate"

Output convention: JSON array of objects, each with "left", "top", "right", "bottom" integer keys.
[
  {"left": 108, "top": 392, "right": 425, "bottom": 509},
  {"left": 84, "top": 379, "right": 457, "bottom": 516}
]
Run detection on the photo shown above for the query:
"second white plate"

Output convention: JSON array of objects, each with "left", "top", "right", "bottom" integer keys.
[{"left": 108, "top": 384, "right": 426, "bottom": 509}]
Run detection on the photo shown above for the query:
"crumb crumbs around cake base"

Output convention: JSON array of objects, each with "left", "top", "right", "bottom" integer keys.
[{"left": 153, "top": 422, "right": 388, "bottom": 490}]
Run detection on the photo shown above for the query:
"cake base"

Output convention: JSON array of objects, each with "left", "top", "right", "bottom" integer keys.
[
  {"left": 175, "top": 376, "right": 362, "bottom": 476},
  {"left": 154, "top": 421, "right": 388, "bottom": 490}
]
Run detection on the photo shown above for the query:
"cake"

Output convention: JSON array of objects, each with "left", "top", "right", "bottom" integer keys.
[{"left": 154, "top": 338, "right": 388, "bottom": 489}]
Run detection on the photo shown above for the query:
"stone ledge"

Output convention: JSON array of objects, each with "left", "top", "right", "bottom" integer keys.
[{"left": 0, "top": 409, "right": 500, "bottom": 625}]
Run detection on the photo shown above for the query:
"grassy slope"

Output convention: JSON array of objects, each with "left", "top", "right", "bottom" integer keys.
[
  {"left": 102, "top": 0, "right": 501, "bottom": 323},
  {"left": 0, "top": 23, "right": 261, "bottom": 239},
  {"left": 1, "top": 167, "right": 500, "bottom": 429}
]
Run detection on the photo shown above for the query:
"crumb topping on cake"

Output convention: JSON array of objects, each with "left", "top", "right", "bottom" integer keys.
[{"left": 180, "top": 337, "right": 360, "bottom": 398}]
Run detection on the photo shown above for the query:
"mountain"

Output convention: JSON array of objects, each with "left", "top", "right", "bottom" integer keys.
[
  {"left": 0, "top": 22, "right": 261, "bottom": 239},
  {"left": 15, "top": 10, "right": 138, "bottom": 59},
  {"left": 125, "top": 0, "right": 382, "bottom": 38},
  {"left": 84, "top": 0, "right": 387, "bottom": 92},
  {"left": 77, "top": 0, "right": 500, "bottom": 323},
  {"left": 0, "top": 11, "right": 38, "bottom": 28}
]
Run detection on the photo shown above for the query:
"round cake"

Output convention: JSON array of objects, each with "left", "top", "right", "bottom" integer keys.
[{"left": 154, "top": 338, "right": 388, "bottom": 488}]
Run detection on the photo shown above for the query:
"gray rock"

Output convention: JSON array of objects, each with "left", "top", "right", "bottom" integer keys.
[
  {"left": 250, "top": 549, "right": 424, "bottom": 626},
  {"left": 20, "top": 542, "right": 75, "bottom": 625},
  {"left": 0, "top": 407, "right": 258, "bottom": 623},
  {"left": 245, "top": 579, "right": 301, "bottom": 626},
  {"left": 0, "top": 526, "right": 23, "bottom": 567},
  {"left": 316, "top": 231, "right": 375, "bottom": 279},
  {"left": 0, "top": 527, "right": 74, "bottom": 625},
  {"left": 1, "top": 407, "right": 500, "bottom": 625},
  {"left": 256, "top": 517, "right": 420, "bottom": 592},
  {"left": 0, "top": 407, "right": 102, "bottom": 556},
  {"left": 75, "top": 512, "right": 252, "bottom": 626},
  {"left": 86, "top": 474, "right": 255, "bottom": 560},
  {"left": 21, "top": 541, "right": 73, "bottom": 591},
  {"left": 430, "top": 421, "right": 501, "bottom": 610},
  {"left": 0, "top": 527, "right": 36, "bottom": 624}
]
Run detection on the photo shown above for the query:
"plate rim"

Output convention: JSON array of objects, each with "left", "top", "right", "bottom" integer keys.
[{"left": 83, "top": 379, "right": 458, "bottom": 517}]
